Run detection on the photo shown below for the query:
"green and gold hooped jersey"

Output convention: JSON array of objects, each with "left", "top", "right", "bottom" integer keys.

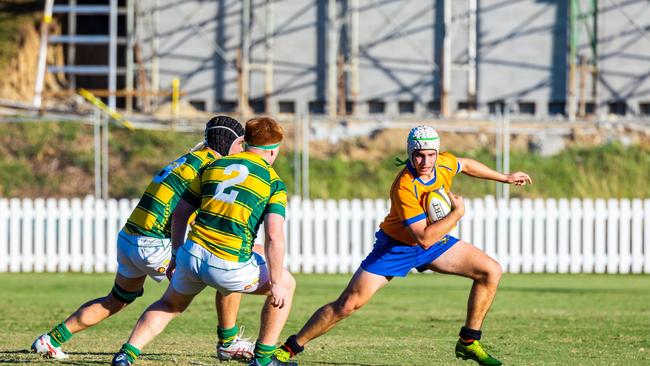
[
  {"left": 184, "top": 151, "right": 287, "bottom": 262},
  {"left": 123, "top": 148, "right": 219, "bottom": 239}
]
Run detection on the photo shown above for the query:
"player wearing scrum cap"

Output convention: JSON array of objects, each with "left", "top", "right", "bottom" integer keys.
[
  {"left": 31, "top": 116, "right": 253, "bottom": 361},
  {"left": 275, "top": 125, "right": 532, "bottom": 366},
  {"left": 112, "top": 117, "right": 296, "bottom": 366}
]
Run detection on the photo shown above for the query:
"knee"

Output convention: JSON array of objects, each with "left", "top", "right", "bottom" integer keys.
[
  {"left": 284, "top": 272, "right": 297, "bottom": 293},
  {"left": 104, "top": 295, "right": 129, "bottom": 311},
  {"left": 475, "top": 260, "right": 502, "bottom": 286}
]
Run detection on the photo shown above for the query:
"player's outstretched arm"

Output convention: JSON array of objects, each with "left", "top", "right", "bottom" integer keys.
[
  {"left": 168, "top": 198, "right": 198, "bottom": 279},
  {"left": 406, "top": 192, "right": 465, "bottom": 249},
  {"left": 457, "top": 157, "right": 532, "bottom": 186},
  {"left": 263, "top": 213, "right": 289, "bottom": 309}
]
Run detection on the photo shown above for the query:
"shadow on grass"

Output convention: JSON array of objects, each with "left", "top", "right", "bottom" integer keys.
[
  {"left": 0, "top": 349, "right": 172, "bottom": 365},
  {"left": 302, "top": 360, "right": 394, "bottom": 366}
]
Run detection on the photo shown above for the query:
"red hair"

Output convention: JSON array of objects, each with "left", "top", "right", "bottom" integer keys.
[{"left": 244, "top": 117, "right": 283, "bottom": 146}]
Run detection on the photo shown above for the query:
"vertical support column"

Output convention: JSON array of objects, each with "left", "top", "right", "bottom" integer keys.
[
  {"left": 68, "top": 0, "right": 77, "bottom": 91},
  {"left": 94, "top": 110, "right": 101, "bottom": 199},
  {"left": 151, "top": 0, "right": 160, "bottom": 97},
  {"left": 567, "top": 0, "right": 578, "bottom": 121},
  {"left": 301, "top": 112, "right": 310, "bottom": 199},
  {"left": 109, "top": 0, "right": 118, "bottom": 110},
  {"left": 264, "top": 0, "right": 274, "bottom": 114},
  {"left": 441, "top": 0, "right": 452, "bottom": 117},
  {"left": 126, "top": 0, "right": 135, "bottom": 112},
  {"left": 349, "top": 0, "right": 360, "bottom": 115},
  {"left": 327, "top": 0, "right": 338, "bottom": 119},
  {"left": 102, "top": 113, "right": 110, "bottom": 200},
  {"left": 33, "top": 0, "right": 55, "bottom": 108},
  {"left": 239, "top": 0, "right": 251, "bottom": 116},
  {"left": 467, "top": 0, "right": 477, "bottom": 105},
  {"left": 591, "top": 0, "right": 599, "bottom": 116},
  {"left": 502, "top": 106, "right": 510, "bottom": 199}
]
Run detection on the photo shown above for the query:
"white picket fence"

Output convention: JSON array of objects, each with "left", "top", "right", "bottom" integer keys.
[{"left": 0, "top": 197, "right": 649, "bottom": 274}]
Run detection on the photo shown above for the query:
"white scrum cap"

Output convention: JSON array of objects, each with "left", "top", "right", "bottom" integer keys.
[{"left": 407, "top": 125, "right": 440, "bottom": 164}]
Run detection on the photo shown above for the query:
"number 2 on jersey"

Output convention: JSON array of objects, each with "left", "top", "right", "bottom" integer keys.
[{"left": 213, "top": 164, "right": 249, "bottom": 203}]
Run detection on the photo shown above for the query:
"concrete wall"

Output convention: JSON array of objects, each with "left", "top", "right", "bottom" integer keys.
[{"left": 139, "top": 0, "right": 650, "bottom": 117}]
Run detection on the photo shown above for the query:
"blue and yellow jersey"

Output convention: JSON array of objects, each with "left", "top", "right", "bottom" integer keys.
[
  {"left": 123, "top": 148, "right": 219, "bottom": 239},
  {"left": 184, "top": 151, "right": 287, "bottom": 262},
  {"left": 379, "top": 152, "right": 461, "bottom": 245}
]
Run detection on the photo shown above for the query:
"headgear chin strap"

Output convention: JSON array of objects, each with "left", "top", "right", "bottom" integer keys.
[{"left": 407, "top": 126, "right": 440, "bottom": 165}]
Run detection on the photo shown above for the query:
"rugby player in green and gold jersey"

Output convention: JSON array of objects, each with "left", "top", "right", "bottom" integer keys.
[
  {"left": 111, "top": 117, "right": 296, "bottom": 366},
  {"left": 32, "top": 116, "right": 252, "bottom": 361}
]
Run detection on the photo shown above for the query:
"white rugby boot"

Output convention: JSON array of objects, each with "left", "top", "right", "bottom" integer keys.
[
  {"left": 217, "top": 327, "right": 255, "bottom": 361},
  {"left": 31, "top": 333, "right": 69, "bottom": 360}
]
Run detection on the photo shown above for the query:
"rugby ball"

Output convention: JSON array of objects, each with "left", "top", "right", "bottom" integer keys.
[{"left": 424, "top": 188, "right": 453, "bottom": 223}]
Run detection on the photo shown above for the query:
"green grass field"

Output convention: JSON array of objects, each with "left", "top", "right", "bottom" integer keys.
[{"left": 1, "top": 273, "right": 649, "bottom": 365}]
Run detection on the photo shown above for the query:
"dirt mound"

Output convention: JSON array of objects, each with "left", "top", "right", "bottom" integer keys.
[{"left": 0, "top": 15, "right": 65, "bottom": 103}]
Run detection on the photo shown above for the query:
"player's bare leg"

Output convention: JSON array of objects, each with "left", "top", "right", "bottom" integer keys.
[
  {"left": 275, "top": 268, "right": 390, "bottom": 361},
  {"left": 425, "top": 240, "right": 503, "bottom": 365},
  {"left": 252, "top": 269, "right": 296, "bottom": 345},
  {"left": 112, "top": 284, "right": 195, "bottom": 366},
  {"left": 31, "top": 274, "right": 146, "bottom": 360},
  {"left": 216, "top": 292, "right": 256, "bottom": 361},
  {"left": 127, "top": 285, "right": 195, "bottom": 349},
  {"left": 216, "top": 291, "right": 241, "bottom": 329},
  {"left": 426, "top": 241, "right": 502, "bottom": 329},
  {"left": 66, "top": 274, "right": 147, "bottom": 333}
]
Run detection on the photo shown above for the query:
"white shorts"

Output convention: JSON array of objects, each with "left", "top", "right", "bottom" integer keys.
[
  {"left": 116, "top": 230, "right": 171, "bottom": 282},
  {"left": 171, "top": 240, "right": 269, "bottom": 296}
]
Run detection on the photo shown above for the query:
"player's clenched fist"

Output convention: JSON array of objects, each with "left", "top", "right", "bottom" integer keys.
[{"left": 448, "top": 192, "right": 465, "bottom": 217}]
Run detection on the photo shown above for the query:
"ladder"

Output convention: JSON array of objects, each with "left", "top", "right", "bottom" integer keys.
[{"left": 34, "top": 0, "right": 123, "bottom": 110}]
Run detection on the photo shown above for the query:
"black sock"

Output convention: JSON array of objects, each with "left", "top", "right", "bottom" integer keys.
[
  {"left": 281, "top": 335, "right": 304, "bottom": 356},
  {"left": 459, "top": 326, "right": 482, "bottom": 343}
]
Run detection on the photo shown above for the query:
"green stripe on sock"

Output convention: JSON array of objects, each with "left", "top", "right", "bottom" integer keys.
[
  {"left": 254, "top": 341, "right": 276, "bottom": 366},
  {"left": 122, "top": 343, "right": 141, "bottom": 363},
  {"left": 217, "top": 325, "right": 239, "bottom": 346},
  {"left": 47, "top": 322, "right": 72, "bottom": 347}
]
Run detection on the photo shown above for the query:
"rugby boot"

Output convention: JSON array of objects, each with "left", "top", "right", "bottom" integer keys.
[
  {"left": 111, "top": 351, "right": 133, "bottom": 366},
  {"left": 217, "top": 331, "right": 255, "bottom": 361},
  {"left": 455, "top": 339, "right": 502, "bottom": 366},
  {"left": 31, "top": 334, "right": 69, "bottom": 360}
]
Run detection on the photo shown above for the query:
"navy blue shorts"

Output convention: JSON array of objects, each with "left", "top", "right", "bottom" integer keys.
[{"left": 360, "top": 230, "right": 459, "bottom": 277}]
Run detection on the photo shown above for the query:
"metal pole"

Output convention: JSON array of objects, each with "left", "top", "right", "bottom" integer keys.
[
  {"left": 151, "top": 0, "right": 160, "bottom": 96},
  {"left": 264, "top": 0, "right": 274, "bottom": 114},
  {"left": 502, "top": 105, "right": 510, "bottom": 200},
  {"left": 591, "top": 0, "right": 599, "bottom": 116},
  {"left": 94, "top": 110, "right": 101, "bottom": 199},
  {"left": 301, "top": 113, "right": 310, "bottom": 199},
  {"left": 171, "top": 78, "right": 179, "bottom": 129},
  {"left": 33, "top": 0, "right": 55, "bottom": 108},
  {"left": 467, "top": 0, "right": 477, "bottom": 105},
  {"left": 239, "top": 0, "right": 251, "bottom": 116},
  {"left": 495, "top": 111, "right": 502, "bottom": 200},
  {"left": 109, "top": 0, "right": 118, "bottom": 110},
  {"left": 350, "top": 0, "right": 359, "bottom": 115},
  {"left": 293, "top": 114, "right": 301, "bottom": 198},
  {"left": 567, "top": 0, "right": 578, "bottom": 121},
  {"left": 102, "top": 113, "right": 110, "bottom": 199},
  {"left": 441, "top": 0, "right": 452, "bottom": 117},
  {"left": 327, "top": 0, "right": 338, "bottom": 119},
  {"left": 68, "top": 0, "right": 77, "bottom": 91},
  {"left": 126, "top": 0, "right": 135, "bottom": 112}
]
